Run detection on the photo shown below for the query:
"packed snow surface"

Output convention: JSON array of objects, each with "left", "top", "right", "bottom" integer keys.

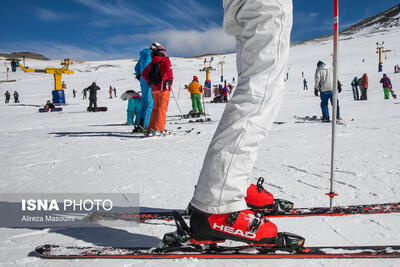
[{"left": 0, "top": 27, "right": 400, "bottom": 266}]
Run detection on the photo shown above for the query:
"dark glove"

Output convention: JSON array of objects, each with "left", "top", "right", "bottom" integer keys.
[
  {"left": 314, "top": 88, "right": 319, "bottom": 96},
  {"left": 135, "top": 74, "right": 141, "bottom": 81}
]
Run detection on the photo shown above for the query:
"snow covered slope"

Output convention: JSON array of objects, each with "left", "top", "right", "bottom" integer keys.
[{"left": 0, "top": 13, "right": 400, "bottom": 267}]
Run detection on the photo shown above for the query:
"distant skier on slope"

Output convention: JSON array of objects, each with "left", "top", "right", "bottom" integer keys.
[
  {"left": 380, "top": 74, "right": 397, "bottom": 99},
  {"left": 222, "top": 80, "right": 230, "bottom": 102},
  {"left": 141, "top": 43, "right": 173, "bottom": 136},
  {"left": 13, "top": 91, "right": 19, "bottom": 103},
  {"left": 303, "top": 78, "right": 308, "bottom": 90},
  {"left": 82, "top": 89, "right": 87, "bottom": 100},
  {"left": 4, "top": 91, "right": 10, "bottom": 103},
  {"left": 187, "top": 0, "right": 296, "bottom": 246},
  {"left": 187, "top": 76, "right": 203, "bottom": 114},
  {"left": 314, "top": 60, "right": 341, "bottom": 122},
  {"left": 109, "top": 86, "right": 113, "bottom": 99},
  {"left": 359, "top": 73, "right": 368, "bottom": 100},
  {"left": 351, "top": 77, "right": 359, "bottom": 100},
  {"left": 133, "top": 44, "right": 156, "bottom": 132}
]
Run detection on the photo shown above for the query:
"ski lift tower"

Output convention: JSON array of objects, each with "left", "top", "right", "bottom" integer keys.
[
  {"left": 199, "top": 57, "right": 215, "bottom": 97},
  {"left": 376, "top": 42, "right": 384, "bottom": 72},
  {"left": 218, "top": 59, "right": 225, "bottom": 82},
  {"left": 6, "top": 58, "right": 74, "bottom": 105}
]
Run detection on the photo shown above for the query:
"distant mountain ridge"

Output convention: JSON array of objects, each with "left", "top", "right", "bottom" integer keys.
[
  {"left": 295, "top": 4, "right": 400, "bottom": 45},
  {"left": 0, "top": 51, "right": 49, "bottom": 61},
  {"left": 341, "top": 4, "right": 400, "bottom": 36}
]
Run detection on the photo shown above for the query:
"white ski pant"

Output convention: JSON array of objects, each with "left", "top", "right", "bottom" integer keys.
[{"left": 190, "top": 0, "right": 293, "bottom": 214}]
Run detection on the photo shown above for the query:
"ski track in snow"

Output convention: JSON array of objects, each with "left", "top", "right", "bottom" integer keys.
[{"left": 0, "top": 26, "right": 400, "bottom": 266}]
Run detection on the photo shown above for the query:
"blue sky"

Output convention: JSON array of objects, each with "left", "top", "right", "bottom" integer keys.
[{"left": 0, "top": 0, "right": 398, "bottom": 60}]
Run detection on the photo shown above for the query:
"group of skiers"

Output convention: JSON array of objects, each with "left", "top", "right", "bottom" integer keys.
[
  {"left": 351, "top": 73, "right": 396, "bottom": 100},
  {"left": 351, "top": 73, "right": 368, "bottom": 100},
  {"left": 314, "top": 61, "right": 398, "bottom": 122},
  {"left": 3, "top": 90, "right": 19, "bottom": 103},
  {"left": 211, "top": 80, "right": 232, "bottom": 103},
  {"left": 4, "top": 0, "right": 397, "bottom": 249},
  {"left": 394, "top": 64, "right": 400, "bottom": 73},
  {"left": 129, "top": 42, "right": 173, "bottom": 136}
]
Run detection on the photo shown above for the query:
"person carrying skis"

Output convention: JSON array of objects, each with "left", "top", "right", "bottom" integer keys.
[
  {"left": 84, "top": 82, "right": 100, "bottom": 111},
  {"left": 13, "top": 91, "right": 19, "bottom": 103},
  {"left": 359, "top": 73, "right": 368, "bottom": 100},
  {"left": 4, "top": 91, "right": 10, "bottom": 103},
  {"left": 134, "top": 44, "right": 156, "bottom": 131},
  {"left": 380, "top": 74, "right": 397, "bottom": 99},
  {"left": 125, "top": 90, "right": 142, "bottom": 125},
  {"left": 351, "top": 76, "right": 359, "bottom": 100},
  {"left": 187, "top": 76, "right": 203, "bottom": 114},
  {"left": 141, "top": 43, "right": 173, "bottom": 136},
  {"left": 314, "top": 60, "right": 341, "bottom": 122},
  {"left": 188, "top": 0, "right": 296, "bottom": 247}
]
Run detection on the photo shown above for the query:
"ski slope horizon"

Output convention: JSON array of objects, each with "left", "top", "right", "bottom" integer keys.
[{"left": 1, "top": 22, "right": 400, "bottom": 266}]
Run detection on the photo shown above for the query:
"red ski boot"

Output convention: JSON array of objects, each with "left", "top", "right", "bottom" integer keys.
[
  {"left": 245, "top": 177, "right": 294, "bottom": 212},
  {"left": 163, "top": 210, "right": 304, "bottom": 251},
  {"left": 189, "top": 207, "right": 278, "bottom": 246}
]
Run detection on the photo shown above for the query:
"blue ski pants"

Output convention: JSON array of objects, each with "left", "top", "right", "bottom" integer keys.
[
  {"left": 320, "top": 91, "right": 340, "bottom": 120},
  {"left": 136, "top": 81, "right": 153, "bottom": 128}
]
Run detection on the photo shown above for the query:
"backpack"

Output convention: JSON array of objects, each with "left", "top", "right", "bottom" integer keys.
[{"left": 148, "top": 59, "right": 165, "bottom": 85}]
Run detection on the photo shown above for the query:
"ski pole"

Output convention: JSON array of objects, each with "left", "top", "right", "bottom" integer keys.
[
  {"left": 327, "top": 0, "right": 339, "bottom": 210},
  {"left": 202, "top": 89, "right": 207, "bottom": 121},
  {"left": 177, "top": 82, "right": 181, "bottom": 100},
  {"left": 170, "top": 85, "right": 183, "bottom": 118}
]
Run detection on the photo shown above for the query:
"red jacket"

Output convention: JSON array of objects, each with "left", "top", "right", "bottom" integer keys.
[
  {"left": 361, "top": 74, "right": 368, "bottom": 88},
  {"left": 142, "top": 56, "right": 173, "bottom": 91}
]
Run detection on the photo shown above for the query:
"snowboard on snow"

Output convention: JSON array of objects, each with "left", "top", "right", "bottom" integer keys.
[
  {"left": 87, "top": 107, "right": 108, "bottom": 112},
  {"left": 39, "top": 107, "right": 63, "bottom": 112}
]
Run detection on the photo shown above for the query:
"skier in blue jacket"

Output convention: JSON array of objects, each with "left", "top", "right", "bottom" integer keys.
[{"left": 134, "top": 44, "right": 157, "bottom": 131}]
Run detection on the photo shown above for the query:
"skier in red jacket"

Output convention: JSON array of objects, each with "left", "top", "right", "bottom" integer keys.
[{"left": 141, "top": 43, "right": 173, "bottom": 136}]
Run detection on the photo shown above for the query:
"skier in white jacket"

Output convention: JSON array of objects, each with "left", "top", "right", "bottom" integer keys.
[
  {"left": 189, "top": 0, "right": 298, "bottom": 246},
  {"left": 314, "top": 60, "right": 341, "bottom": 122}
]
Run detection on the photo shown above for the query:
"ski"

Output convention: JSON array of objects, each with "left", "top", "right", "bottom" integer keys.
[
  {"left": 294, "top": 115, "right": 346, "bottom": 125},
  {"left": 87, "top": 201, "right": 400, "bottom": 223},
  {"left": 34, "top": 244, "right": 400, "bottom": 259}
]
